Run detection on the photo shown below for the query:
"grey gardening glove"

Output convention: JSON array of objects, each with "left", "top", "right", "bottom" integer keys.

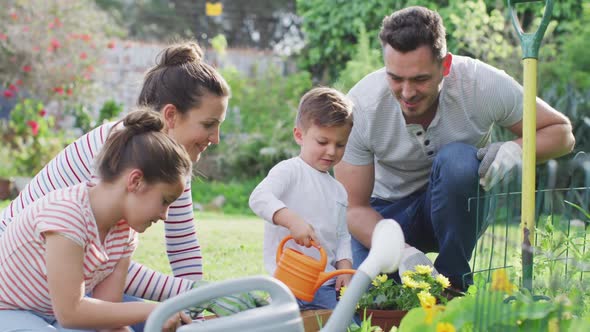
[
  {"left": 187, "top": 280, "right": 270, "bottom": 319},
  {"left": 398, "top": 246, "right": 438, "bottom": 277},
  {"left": 477, "top": 141, "right": 522, "bottom": 191}
]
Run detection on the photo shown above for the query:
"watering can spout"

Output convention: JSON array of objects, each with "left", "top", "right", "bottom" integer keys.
[{"left": 315, "top": 268, "right": 356, "bottom": 292}]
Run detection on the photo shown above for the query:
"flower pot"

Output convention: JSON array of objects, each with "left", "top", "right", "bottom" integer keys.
[{"left": 359, "top": 309, "right": 408, "bottom": 331}]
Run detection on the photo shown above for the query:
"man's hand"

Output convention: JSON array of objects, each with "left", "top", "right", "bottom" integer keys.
[
  {"left": 477, "top": 141, "right": 522, "bottom": 191},
  {"left": 398, "top": 246, "right": 438, "bottom": 277}
]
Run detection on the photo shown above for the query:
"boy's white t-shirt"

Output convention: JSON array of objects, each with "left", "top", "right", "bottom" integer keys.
[{"left": 249, "top": 157, "right": 352, "bottom": 281}]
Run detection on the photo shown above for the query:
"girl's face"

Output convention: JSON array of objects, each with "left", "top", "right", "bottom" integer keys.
[
  {"left": 166, "top": 94, "right": 228, "bottom": 162},
  {"left": 125, "top": 178, "right": 185, "bottom": 233}
]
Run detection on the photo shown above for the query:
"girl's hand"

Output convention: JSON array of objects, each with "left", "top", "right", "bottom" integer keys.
[{"left": 162, "top": 311, "right": 192, "bottom": 331}]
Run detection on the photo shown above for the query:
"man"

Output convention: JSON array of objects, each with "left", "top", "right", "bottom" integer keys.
[{"left": 334, "top": 6, "right": 574, "bottom": 290}]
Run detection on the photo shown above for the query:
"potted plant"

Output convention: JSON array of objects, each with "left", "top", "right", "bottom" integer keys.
[{"left": 354, "top": 265, "right": 451, "bottom": 331}]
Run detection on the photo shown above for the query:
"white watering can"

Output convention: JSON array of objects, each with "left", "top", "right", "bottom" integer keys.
[{"left": 144, "top": 219, "right": 405, "bottom": 332}]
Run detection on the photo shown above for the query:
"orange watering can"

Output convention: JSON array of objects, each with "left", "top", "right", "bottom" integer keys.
[{"left": 274, "top": 236, "right": 355, "bottom": 302}]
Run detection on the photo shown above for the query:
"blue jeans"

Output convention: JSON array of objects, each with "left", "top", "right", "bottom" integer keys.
[
  {"left": 0, "top": 310, "right": 96, "bottom": 331},
  {"left": 351, "top": 143, "right": 485, "bottom": 290},
  {"left": 0, "top": 294, "right": 144, "bottom": 331}
]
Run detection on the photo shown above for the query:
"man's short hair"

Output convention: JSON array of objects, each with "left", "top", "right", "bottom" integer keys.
[
  {"left": 379, "top": 6, "right": 447, "bottom": 61},
  {"left": 296, "top": 87, "right": 353, "bottom": 130}
]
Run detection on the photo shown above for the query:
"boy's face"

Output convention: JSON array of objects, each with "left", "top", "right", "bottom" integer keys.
[{"left": 294, "top": 123, "right": 352, "bottom": 172}]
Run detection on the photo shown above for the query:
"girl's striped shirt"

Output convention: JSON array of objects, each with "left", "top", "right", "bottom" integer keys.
[
  {"left": 0, "top": 183, "right": 138, "bottom": 317},
  {"left": 0, "top": 122, "right": 202, "bottom": 301}
]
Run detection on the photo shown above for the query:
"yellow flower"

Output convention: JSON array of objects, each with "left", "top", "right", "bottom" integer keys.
[
  {"left": 424, "top": 304, "right": 445, "bottom": 324},
  {"left": 436, "top": 322, "right": 456, "bottom": 332},
  {"left": 415, "top": 264, "right": 433, "bottom": 275},
  {"left": 418, "top": 290, "right": 436, "bottom": 308},
  {"left": 402, "top": 276, "right": 420, "bottom": 289},
  {"left": 372, "top": 274, "right": 388, "bottom": 287},
  {"left": 436, "top": 275, "right": 451, "bottom": 288},
  {"left": 401, "top": 270, "right": 415, "bottom": 278},
  {"left": 491, "top": 269, "right": 515, "bottom": 295},
  {"left": 417, "top": 281, "right": 431, "bottom": 290},
  {"left": 548, "top": 317, "right": 559, "bottom": 332},
  {"left": 339, "top": 286, "right": 347, "bottom": 298}
]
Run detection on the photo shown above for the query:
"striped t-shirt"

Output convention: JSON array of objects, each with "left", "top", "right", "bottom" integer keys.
[
  {"left": 344, "top": 54, "right": 524, "bottom": 200},
  {"left": 0, "top": 183, "right": 138, "bottom": 317},
  {"left": 0, "top": 122, "right": 203, "bottom": 301}
]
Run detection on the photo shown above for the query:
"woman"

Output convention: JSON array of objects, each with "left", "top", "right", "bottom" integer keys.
[{"left": 0, "top": 41, "right": 228, "bottom": 303}]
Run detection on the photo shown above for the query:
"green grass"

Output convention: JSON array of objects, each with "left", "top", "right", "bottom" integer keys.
[{"left": 132, "top": 211, "right": 266, "bottom": 281}]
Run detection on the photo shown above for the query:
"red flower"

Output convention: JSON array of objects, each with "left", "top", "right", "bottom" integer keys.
[
  {"left": 39, "top": 109, "right": 47, "bottom": 117},
  {"left": 48, "top": 22, "right": 55, "bottom": 29},
  {"left": 54, "top": 18, "right": 62, "bottom": 27},
  {"left": 3, "top": 90, "right": 14, "bottom": 98},
  {"left": 66, "top": 88, "right": 73, "bottom": 96},
  {"left": 22, "top": 65, "right": 32, "bottom": 72},
  {"left": 81, "top": 34, "right": 91, "bottom": 42},
  {"left": 10, "top": 13, "right": 17, "bottom": 21},
  {"left": 0, "top": 33, "right": 7, "bottom": 41},
  {"left": 16, "top": 79, "right": 23, "bottom": 86},
  {"left": 8, "top": 84, "right": 17, "bottom": 92},
  {"left": 107, "top": 41, "right": 115, "bottom": 49},
  {"left": 53, "top": 87, "right": 64, "bottom": 95},
  {"left": 27, "top": 120, "right": 39, "bottom": 136},
  {"left": 80, "top": 52, "right": 87, "bottom": 60},
  {"left": 49, "top": 38, "right": 61, "bottom": 51}
]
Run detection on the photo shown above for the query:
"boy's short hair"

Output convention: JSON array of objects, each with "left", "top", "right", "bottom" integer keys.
[{"left": 296, "top": 87, "right": 353, "bottom": 131}]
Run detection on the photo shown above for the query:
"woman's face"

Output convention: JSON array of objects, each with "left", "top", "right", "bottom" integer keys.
[{"left": 166, "top": 94, "right": 228, "bottom": 162}]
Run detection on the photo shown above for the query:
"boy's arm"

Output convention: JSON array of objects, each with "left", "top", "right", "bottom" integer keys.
[
  {"left": 249, "top": 162, "right": 317, "bottom": 246},
  {"left": 273, "top": 208, "right": 317, "bottom": 247}
]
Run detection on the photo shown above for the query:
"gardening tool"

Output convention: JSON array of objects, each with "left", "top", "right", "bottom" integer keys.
[
  {"left": 144, "top": 219, "right": 405, "bottom": 332},
  {"left": 508, "top": 0, "right": 553, "bottom": 290},
  {"left": 274, "top": 236, "right": 356, "bottom": 302}
]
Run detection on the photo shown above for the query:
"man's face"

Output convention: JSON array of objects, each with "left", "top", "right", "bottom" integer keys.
[{"left": 383, "top": 44, "right": 449, "bottom": 124}]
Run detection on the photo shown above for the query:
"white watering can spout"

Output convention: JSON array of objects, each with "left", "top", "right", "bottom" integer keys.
[{"left": 321, "top": 219, "right": 405, "bottom": 332}]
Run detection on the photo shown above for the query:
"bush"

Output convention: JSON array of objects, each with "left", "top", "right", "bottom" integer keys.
[
  {"left": 212, "top": 65, "right": 311, "bottom": 180},
  {"left": 191, "top": 177, "right": 263, "bottom": 215}
]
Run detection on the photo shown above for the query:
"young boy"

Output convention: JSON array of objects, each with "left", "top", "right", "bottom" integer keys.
[{"left": 249, "top": 87, "right": 354, "bottom": 310}]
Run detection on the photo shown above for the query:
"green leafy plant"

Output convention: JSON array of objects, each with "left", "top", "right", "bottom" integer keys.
[
  {"left": 356, "top": 265, "right": 450, "bottom": 311},
  {"left": 399, "top": 269, "right": 578, "bottom": 332}
]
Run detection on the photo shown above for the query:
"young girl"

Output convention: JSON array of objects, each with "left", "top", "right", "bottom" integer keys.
[
  {"left": 0, "top": 41, "right": 229, "bottom": 304},
  {"left": 0, "top": 110, "right": 193, "bottom": 331}
]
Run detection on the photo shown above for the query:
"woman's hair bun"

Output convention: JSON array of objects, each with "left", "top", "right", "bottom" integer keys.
[{"left": 158, "top": 41, "right": 204, "bottom": 67}]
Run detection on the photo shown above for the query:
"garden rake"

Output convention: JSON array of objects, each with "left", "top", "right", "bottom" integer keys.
[{"left": 508, "top": 0, "right": 554, "bottom": 291}]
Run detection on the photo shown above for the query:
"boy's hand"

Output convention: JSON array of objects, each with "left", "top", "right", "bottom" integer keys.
[
  {"left": 273, "top": 208, "right": 318, "bottom": 247},
  {"left": 335, "top": 274, "right": 352, "bottom": 292},
  {"left": 289, "top": 221, "right": 318, "bottom": 247}
]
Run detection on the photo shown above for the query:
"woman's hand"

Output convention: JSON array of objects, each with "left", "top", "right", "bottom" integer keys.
[{"left": 162, "top": 311, "right": 192, "bottom": 331}]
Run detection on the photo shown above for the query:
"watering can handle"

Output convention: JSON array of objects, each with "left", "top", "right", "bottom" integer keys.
[
  {"left": 507, "top": 0, "right": 553, "bottom": 59},
  {"left": 276, "top": 236, "right": 327, "bottom": 267}
]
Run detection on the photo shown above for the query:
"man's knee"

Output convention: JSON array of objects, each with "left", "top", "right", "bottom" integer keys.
[{"left": 433, "top": 142, "right": 479, "bottom": 186}]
